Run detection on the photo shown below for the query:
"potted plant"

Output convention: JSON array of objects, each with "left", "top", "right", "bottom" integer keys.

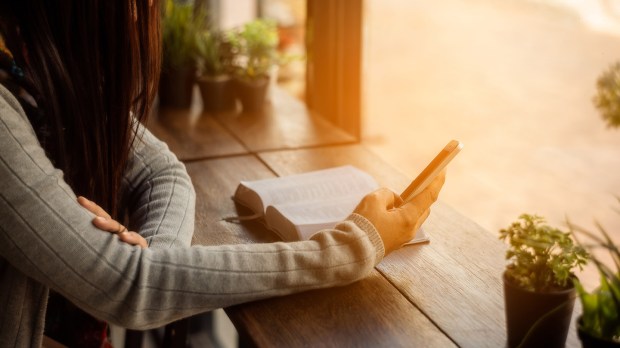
[
  {"left": 593, "top": 61, "right": 620, "bottom": 129},
  {"left": 500, "top": 214, "right": 588, "bottom": 348},
  {"left": 569, "top": 205, "right": 620, "bottom": 347},
  {"left": 159, "top": 0, "right": 204, "bottom": 108},
  {"left": 227, "top": 19, "right": 280, "bottom": 112},
  {"left": 195, "top": 29, "right": 236, "bottom": 113}
]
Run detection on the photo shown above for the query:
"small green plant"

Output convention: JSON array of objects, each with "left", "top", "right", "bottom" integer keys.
[
  {"left": 195, "top": 30, "right": 233, "bottom": 77},
  {"left": 161, "top": 0, "right": 205, "bottom": 69},
  {"left": 594, "top": 61, "right": 620, "bottom": 129},
  {"left": 227, "top": 19, "right": 280, "bottom": 81},
  {"left": 569, "top": 203, "right": 620, "bottom": 342},
  {"left": 500, "top": 214, "right": 588, "bottom": 292}
]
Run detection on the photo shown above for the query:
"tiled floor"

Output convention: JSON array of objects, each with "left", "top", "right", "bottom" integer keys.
[{"left": 362, "top": 0, "right": 620, "bottom": 289}]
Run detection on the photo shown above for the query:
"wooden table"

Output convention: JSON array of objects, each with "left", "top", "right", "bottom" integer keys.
[
  {"left": 149, "top": 90, "right": 581, "bottom": 347},
  {"left": 146, "top": 90, "right": 246, "bottom": 162},
  {"left": 146, "top": 87, "right": 356, "bottom": 161}
]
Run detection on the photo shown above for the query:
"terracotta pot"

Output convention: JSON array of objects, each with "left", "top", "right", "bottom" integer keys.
[
  {"left": 233, "top": 76, "right": 269, "bottom": 113},
  {"left": 503, "top": 272, "right": 575, "bottom": 348},
  {"left": 197, "top": 75, "right": 235, "bottom": 113},
  {"left": 159, "top": 65, "right": 196, "bottom": 109},
  {"left": 577, "top": 316, "right": 620, "bottom": 348}
]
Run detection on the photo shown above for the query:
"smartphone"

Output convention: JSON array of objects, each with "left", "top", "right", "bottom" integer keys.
[{"left": 400, "top": 140, "right": 463, "bottom": 203}]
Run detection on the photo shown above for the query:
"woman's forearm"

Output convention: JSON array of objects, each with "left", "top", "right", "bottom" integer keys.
[
  {"left": 0, "top": 92, "right": 384, "bottom": 330},
  {"left": 120, "top": 123, "right": 195, "bottom": 249}
]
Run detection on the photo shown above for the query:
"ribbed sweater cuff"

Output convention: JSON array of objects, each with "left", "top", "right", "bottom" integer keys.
[{"left": 347, "top": 213, "right": 385, "bottom": 265}]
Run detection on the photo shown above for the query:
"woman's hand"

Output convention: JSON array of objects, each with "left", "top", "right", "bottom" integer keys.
[
  {"left": 77, "top": 196, "right": 148, "bottom": 249},
  {"left": 353, "top": 171, "right": 445, "bottom": 254}
]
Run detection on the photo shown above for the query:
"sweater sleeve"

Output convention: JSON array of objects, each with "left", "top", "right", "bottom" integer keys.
[
  {"left": 0, "top": 88, "right": 385, "bottom": 330},
  {"left": 120, "top": 122, "right": 195, "bottom": 249}
]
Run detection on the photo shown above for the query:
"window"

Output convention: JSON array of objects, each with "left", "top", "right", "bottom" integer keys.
[{"left": 362, "top": 0, "right": 620, "bottom": 238}]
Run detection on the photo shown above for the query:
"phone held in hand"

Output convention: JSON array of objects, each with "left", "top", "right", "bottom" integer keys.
[{"left": 400, "top": 140, "right": 463, "bottom": 203}]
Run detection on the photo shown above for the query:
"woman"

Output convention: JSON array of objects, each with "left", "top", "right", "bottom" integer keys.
[{"left": 0, "top": 1, "right": 444, "bottom": 347}]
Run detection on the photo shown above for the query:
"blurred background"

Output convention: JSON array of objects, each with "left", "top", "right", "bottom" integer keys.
[
  {"left": 132, "top": 1, "right": 620, "bottom": 346},
  {"left": 185, "top": 0, "right": 620, "bottom": 299},
  {"left": 363, "top": 0, "right": 620, "bottom": 238},
  {"left": 207, "top": 0, "right": 620, "bottom": 237}
]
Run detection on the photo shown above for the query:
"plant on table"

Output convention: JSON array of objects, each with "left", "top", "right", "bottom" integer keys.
[
  {"left": 227, "top": 18, "right": 281, "bottom": 112},
  {"left": 196, "top": 30, "right": 234, "bottom": 78},
  {"left": 594, "top": 61, "right": 620, "bottom": 129},
  {"left": 159, "top": 0, "right": 205, "bottom": 108},
  {"left": 500, "top": 213, "right": 588, "bottom": 348},
  {"left": 195, "top": 29, "right": 236, "bottom": 112},
  {"left": 228, "top": 18, "right": 280, "bottom": 82},
  {"left": 569, "top": 201, "right": 620, "bottom": 347},
  {"left": 501, "top": 214, "right": 588, "bottom": 292},
  {"left": 162, "top": 0, "right": 205, "bottom": 69}
]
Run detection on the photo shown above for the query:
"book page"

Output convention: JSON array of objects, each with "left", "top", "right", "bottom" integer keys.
[
  {"left": 266, "top": 196, "right": 358, "bottom": 240},
  {"left": 406, "top": 228, "right": 429, "bottom": 245},
  {"left": 272, "top": 196, "right": 360, "bottom": 225},
  {"left": 240, "top": 166, "right": 379, "bottom": 213},
  {"left": 234, "top": 165, "right": 431, "bottom": 245},
  {"left": 266, "top": 197, "right": 431, "bottom": 243}
]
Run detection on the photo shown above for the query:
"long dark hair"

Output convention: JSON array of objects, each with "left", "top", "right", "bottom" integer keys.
[{"left": 0, "top": 1, "right": 161, "bottom": 217}]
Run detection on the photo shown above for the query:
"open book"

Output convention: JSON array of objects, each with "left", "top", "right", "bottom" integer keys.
[{"left": 230, "top": 165, "right": 429, "bottom": 244}]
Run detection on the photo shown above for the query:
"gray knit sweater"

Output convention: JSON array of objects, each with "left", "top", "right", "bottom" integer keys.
[{"left": 0, "top": 84, "right": 385, "bottom": 347}]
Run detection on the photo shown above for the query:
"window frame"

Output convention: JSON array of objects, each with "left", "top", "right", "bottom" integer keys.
[{"left": 306, "top": 0, "right": 363, "bottom": 140}]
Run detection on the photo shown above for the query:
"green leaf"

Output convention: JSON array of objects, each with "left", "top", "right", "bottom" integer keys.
[
  {"left": 501, "top": 214, "right": 588, "bottom": 291},
  {"left": 568, "top": 207, "right": 620, "bottom": 341}
]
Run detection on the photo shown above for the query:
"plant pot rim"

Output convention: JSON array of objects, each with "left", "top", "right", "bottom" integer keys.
[
  {"left": 503, "top": 270, "right": 575, "bottom": 295},
  {"left": 234, "top": 74, "right": 270, "bottom": 83},
  {"left": 197, "top": 74, "right": 232, "bottom": 82}
]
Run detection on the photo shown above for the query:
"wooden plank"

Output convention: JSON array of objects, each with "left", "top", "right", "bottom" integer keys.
[
  {"left": 226, "top": 271, "right": 456, "bottom": 348},
  {"left": 185, "top": 155, "right": 279, "bottom": 246},
  {"left": 258, "top": 145, "right": 581, "bottom": 348},
  {"left": 147, "top": 105, "right": 247, "bottom": 162},
  {"left": 213, "top": 88, "right": 356, "bottom": 152},
  {"left": 186, "top": 154, "right": 453, "bottom": 347}
]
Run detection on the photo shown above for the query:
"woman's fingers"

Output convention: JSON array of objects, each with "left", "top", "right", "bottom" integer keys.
[
  {"left": 78, "top": 196, "right": 112, "bottom": 219},
  {"left": 92, "top": 216, "right": 148, "bottom": 248},
  {"left": 358, "top": 171, "right": 446, "bottom": 255},
  {"left": 403, "top": 170, "right": 445, "bottom": 214},
  {"left": 93, "top": 216, "right": 127, "bottom": 234},
  {"left": 413, "top": 208, "right": 431, "bottom": 232},
  {"left": 78, "top": 197, "right": 148, "bottom": 248},
  {"left": 371, "top": 188, "right": 403, "bottom": 209},
  {"left": 118, "top": 231, "right": 148, "bottom": 249},
  {"left": 79, "top": 197, "right": 123, "bottom": 233}
]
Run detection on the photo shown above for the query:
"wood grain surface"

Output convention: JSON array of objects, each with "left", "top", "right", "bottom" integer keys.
[
  {"left": 151, "top": 86, "right": 572, "bottom": 346},
  {"left": 214, "top": 88, "right": 356, "bottom": 152},
  {"left": 185, "top": 155, "right": 279, "bottom": 246},
  {"left": 146, "top": 106, "right": 247, "bottom": 161},
  {"left": 226, "top": 272, "right": 456, "bottom": 348},
  {"left": 258, "top": 145, "right": 581, "bottom": 348},
  {"left": 185, "top": 153, "right": 453, "bottom": 347}
]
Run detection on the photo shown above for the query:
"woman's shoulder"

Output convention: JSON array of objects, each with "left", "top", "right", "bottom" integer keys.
[
  {"left": 0, "top": 83, "right": 29, "bottom": 122},
  {"left": 0, "top": 83, "right": 36, "bottom": 136},
  {"left": 0, "top": 83, "right": 44, "bottom": 170}
]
